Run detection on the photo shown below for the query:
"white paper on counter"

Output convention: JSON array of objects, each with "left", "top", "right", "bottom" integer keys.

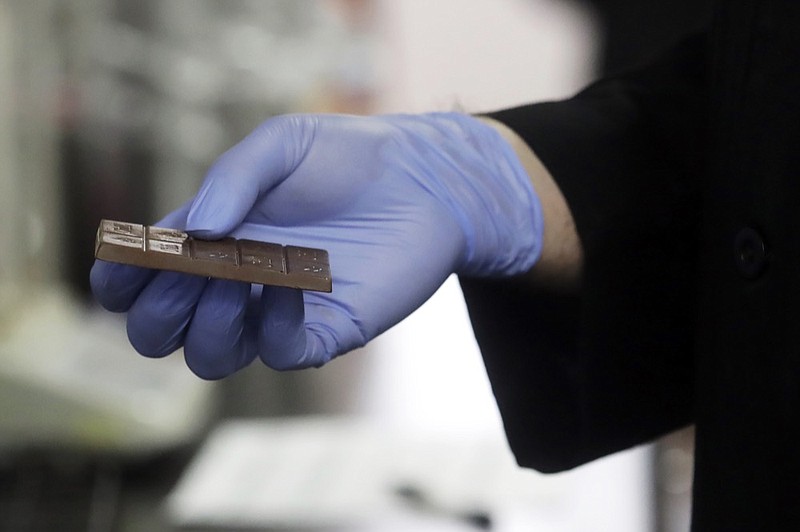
[{"left": 165, "top": 417, "right": 574, "bottom": 530}]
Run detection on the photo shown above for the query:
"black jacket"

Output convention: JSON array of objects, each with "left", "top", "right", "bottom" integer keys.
[{"left": 460, "top": 1, "right": 800, "bottom": 529}]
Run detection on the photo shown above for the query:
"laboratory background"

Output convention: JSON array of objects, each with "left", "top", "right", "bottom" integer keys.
[{"left": 0, "top": 0, "right": 707, "bottom": 530}]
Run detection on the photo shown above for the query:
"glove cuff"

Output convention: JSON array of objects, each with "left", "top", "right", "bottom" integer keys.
[{"left": 408, "top": 112, "right": 544, "bottom": 277}]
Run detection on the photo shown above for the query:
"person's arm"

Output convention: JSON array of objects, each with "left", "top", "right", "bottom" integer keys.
[{"left": 460, "top": 33, "right": 709, "bottom": 472}]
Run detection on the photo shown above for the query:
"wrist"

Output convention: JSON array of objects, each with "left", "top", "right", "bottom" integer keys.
[
  {"left": 408, "top": 112, "right": 545, "bottom": 277},
  {"left": 476, "top": 115, "right": 583, "bottom": 290}
]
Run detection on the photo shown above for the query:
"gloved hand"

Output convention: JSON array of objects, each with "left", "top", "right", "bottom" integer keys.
[{"left": 90, "top": 113, "right": 543, "bottom": 379}]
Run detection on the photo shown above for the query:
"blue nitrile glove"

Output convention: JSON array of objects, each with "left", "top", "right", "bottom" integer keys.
[{"left": 90, "top": 113, "right": 543, "bottom": 379}]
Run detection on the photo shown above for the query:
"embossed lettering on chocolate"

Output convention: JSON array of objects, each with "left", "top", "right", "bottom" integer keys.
[{"left": 94, "top": 219, "right": 332, "bottom": 292}]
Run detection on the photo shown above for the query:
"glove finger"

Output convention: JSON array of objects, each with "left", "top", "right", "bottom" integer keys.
[
  {"left": 257, "top": 287, "right": 366, "bottom": 370},
  {"left": 183, "top": 279, "right": 255, "bottom": 380},
  {"left": 256, "top": 286, "right": 307, "bottom": 370},
  {"left": 126, "top": 271, "right": 208, "bottom": 358},
  {"left": 90, "top": 262, "right": 155, "bottom": 312},
  {"left": 90, "top": 202, "right": 193, "bottom": 312},
  {"left": 185, "top": 115, "right": 317, "bottom": 239}
]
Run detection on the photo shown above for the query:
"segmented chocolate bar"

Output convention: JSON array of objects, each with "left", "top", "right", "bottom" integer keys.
[{"left": 94, "top": 219, "right": 332, "bottom": 292}]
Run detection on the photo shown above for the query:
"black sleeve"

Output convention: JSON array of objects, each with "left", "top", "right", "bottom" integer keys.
[{"left": 460, "top": 33, "right": 709, "bottom": 472}]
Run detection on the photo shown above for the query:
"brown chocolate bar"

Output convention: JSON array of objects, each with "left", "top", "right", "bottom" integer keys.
[{"left": 94, "top": 220, "right": 332, "bottom": 292}]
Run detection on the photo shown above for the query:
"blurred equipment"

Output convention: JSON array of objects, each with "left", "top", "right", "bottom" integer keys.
[
  {"left": 0, "top": 290, "right": 214, "bottom": 454},
  {"left": 0, "top": 0, "right": 215, "bottom": 458}
]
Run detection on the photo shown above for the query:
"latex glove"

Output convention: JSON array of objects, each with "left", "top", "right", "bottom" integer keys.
[{"left": 90, "top": 113, "right": 543, "bottom": 378}]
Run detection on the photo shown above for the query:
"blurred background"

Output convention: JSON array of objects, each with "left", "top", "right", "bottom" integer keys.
[{"left": 0, "top": 0, "right": 708, "bottom": 530}]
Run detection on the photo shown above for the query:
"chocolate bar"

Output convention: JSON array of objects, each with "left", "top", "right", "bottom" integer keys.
[{"left": 94, "top": 220, "right": 332, "bottom": 292}]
